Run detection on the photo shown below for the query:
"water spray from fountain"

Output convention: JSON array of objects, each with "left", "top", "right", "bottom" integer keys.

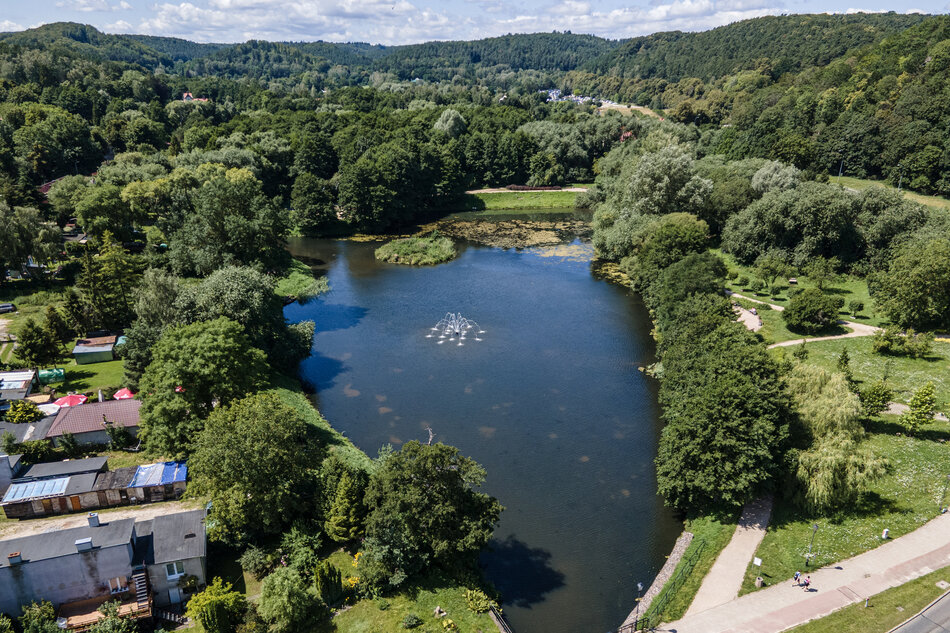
[{"left": 427, "top": 312, "right": 485, "bottom": 346}]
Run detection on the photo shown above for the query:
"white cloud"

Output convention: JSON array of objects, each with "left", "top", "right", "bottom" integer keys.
[
  {"left": 0, "top": 19, "right": 25, "bottom": 32},
  {"left": 106, "top": 19, "right": 135, "bottom": 31},
  {"left": 119, "top": 0, "right": 133, "bottom": 9},
  {"left": 56, "top": 0, "right": 133, "bottom": 11}
]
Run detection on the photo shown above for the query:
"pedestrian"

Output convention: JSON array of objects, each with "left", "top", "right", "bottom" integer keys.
[
  {"left": 803, "top": 576, "right": 811, "bottom": 591},
  {"left": 793, "top": 571, "right": 801, "bottom": 586}
]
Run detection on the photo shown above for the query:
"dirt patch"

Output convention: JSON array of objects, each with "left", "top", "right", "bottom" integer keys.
[{"left": 422, "top": 219, "right": 591, "bottom": 249}]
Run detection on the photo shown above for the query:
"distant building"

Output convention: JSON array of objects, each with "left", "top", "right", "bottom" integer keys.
[
  {"left": 72, "top": 335, "right": 118, "bottom": 365},
  {"left": 181, "top": 92, "right": 209, "bottom": 102},
  {"left": 0, "top": 508, "right": 207, "bottom": 623},
  {"left": 47, "top": 399, "right": 141, "bottom": 447}
]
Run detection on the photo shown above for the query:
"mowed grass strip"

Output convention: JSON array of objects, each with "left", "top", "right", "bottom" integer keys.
[
  {"left": 786, "top": 563, "right": 950, "bottom": 633},
  {"left": 830, "top": 175, "right": 950, "bottom": 212},
  {"left": 459, "top": 189, "right": 580, "bottom": 210},
  {"left": 740, "top": 415, "right": 950, "bottom": 595}
]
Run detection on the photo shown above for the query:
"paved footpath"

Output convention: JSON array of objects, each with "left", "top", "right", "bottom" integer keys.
[
  {"left": 663, "top": 512, "right": 950, "bottom": 633},
  {"left": 687, "top": 497, "right": 773, "bottom": 616}
]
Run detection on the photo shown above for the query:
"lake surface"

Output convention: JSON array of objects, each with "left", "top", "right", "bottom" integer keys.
[{"left": 285, "top": 235, "right": 680, "bottom": 633}]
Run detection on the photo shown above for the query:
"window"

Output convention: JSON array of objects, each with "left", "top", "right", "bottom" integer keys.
[
  {"left": 165, "top": 561, "right": 185, "bottom": 579},
  {"left": 109, "top": 577, "right": 128, "bottom": 593}
]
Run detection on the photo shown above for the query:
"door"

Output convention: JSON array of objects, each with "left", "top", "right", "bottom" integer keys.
[
  {"left": 69, "top": 496, "right": 82, "bottom": 511},
  {"left": 168, "top": 587, "right": 182, "bottom": 604}
]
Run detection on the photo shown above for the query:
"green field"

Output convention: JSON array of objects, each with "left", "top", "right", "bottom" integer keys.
[
  {"left": 782, "top": 337, "right": 950, "bottom": 408},
  {"left": 58, "top": 359, "right": 127, "bottom": 395},
  {"left": 830, "top": 176, "right": 950, "bottom": 212},
  {"left": 740, "top": 415, "right": 950, "bottom": 595},
  {"left": 787, "top": 563, "right": 950, "bottom": 633},
  {"left": 456, "top": 189, "right": 581, "bottom": 210}
]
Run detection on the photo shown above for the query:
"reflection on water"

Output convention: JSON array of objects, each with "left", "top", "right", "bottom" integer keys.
[{"left": 285, "top": 236, "right": 679, "bottom": 633}]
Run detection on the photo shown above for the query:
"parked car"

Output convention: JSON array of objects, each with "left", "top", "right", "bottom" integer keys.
[{"left": 0, "top": 303, "right": 16, "bottom": 314}]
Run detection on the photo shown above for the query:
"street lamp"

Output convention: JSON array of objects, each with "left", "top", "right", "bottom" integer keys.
[
  {"left": 940, "top": 474, "right": 950, "bottom": 513},
  {"left": 805, "top": 524, "right": 819, "bottom": 566},
  {"left": 633, "top": 581, "right": 644, "bottom": 626},
  {"left": 897, "top": 163, "right": 905, "bottom": 191}
]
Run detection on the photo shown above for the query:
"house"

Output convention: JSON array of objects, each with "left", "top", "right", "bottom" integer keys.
[
  {"left": 0, "top": 370, "right": 39, "bottom": 401},
  {"left": 0, "top": 508, "right": 207, "bottom": 623},
  {"left": 0, "top": 453, "right": 24, "bottom": 493},
  {"left": 72, "top": 335, "right": 118, "bottom": 365},
  {"left": 0, "top": 414, "right": 56, "bottom": 445},
  {"left": 1, "top": 457, "right": 187, "bottom": 519},
  {"left": 0, "top": 457, "right": 108, "bottom": 519},
  {"left": 46, "top": 399, "right": 141, "bottom": 447}
]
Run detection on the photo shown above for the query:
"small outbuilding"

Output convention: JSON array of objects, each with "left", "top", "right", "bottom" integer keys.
[
  {"left": 72, "top": 335, "right": 118, "bottom": 365},
  {"left": 0, "top": 370, "right": 39, "bottom": 401}
]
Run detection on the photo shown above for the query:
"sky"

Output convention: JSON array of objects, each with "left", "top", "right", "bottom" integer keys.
[{"left": 0, "top": 0, "right": 944, "bottom": 46}]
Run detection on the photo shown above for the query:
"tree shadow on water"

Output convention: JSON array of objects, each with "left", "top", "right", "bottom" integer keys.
[
  {"left": 480, "top": 535, "right": 565, "bottom": 608},
  {"left": 310, "top": 303, "right": 369, "bottom": 334},
  {"left": 300, "top": 352, "right": 346, "bottom": 391}
]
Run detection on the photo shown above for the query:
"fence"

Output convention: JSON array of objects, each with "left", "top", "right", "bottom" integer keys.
[
  {"left": 619, "top": 538, "right": 706, "bottom": 632},
  {"left": 489, "top": 605, "right": 515, "bottom": 633}
]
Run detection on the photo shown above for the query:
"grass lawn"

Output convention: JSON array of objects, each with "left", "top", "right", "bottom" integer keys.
[
  {"left": 739, "top": 415, "right": 950, "bottom": 595},
  {"left": 784, "top": 337, "right": 950, "bottom": 408},
  {"left": 830, "top": 176, "right": 950, "bottom": 212},
  {"left": 325, "top": 571, "right": 494, "bottom": 633},
  {"left": 652, "top": 514, "right": 739, "bottom": 624},
  {"left": 717, "top": 249, "right": 888, "bottom": 328},
  {"left": 0, "top": 284, "right": 68, "bottom": 331},
  {"left": 787, "top": 563, "right": 950, "bottom": 633},
  {"left": 0, "top": 341, "right": 14, "bottom": 363},
  {"left": 455, "top": 189, "right": 580, "bottom": 211},
  {"left": 58, "top": 359, "right": 126, "bottom": 395},
  {"left": 275, "top": 258, "right": 330, "bottom": 302}
]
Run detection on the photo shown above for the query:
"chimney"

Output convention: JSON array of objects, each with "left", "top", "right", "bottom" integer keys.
[
  {"left": 75, "top": 538, "right": 93, "bottom": 552},
  {"left": 7, "top": 552, "right": 21, "bottom": 565},
  {"left": 87, "top": 512, "right": 99, "bottom": 527}
]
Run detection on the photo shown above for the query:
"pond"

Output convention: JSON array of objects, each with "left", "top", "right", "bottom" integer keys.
[{"left": 285, "top": 234, "right": 679, "bottom": 633}]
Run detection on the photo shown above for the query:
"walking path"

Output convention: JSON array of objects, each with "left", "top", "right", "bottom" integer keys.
[
  {"left": 686, "top": 497, "right": 773, "bottom": 616},
  {"left": 662, "top": 512, "right": 950, "bottom": 633},
  {"left": 726, "top": 291, "right": 881, "bottom": 349},
  {"left": 890, "top": 590, "right": 950, "bottom": 633}
]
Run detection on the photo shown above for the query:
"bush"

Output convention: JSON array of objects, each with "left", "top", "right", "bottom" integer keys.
[
  {"left": 859, "top": 380, "right": 893, "bottom": 417},
  {"left": 749, "top": 278, "right": 764, "bottom": 292},
  {"left": 402, "top": 614, "right": 423, "bottom": 629},
  {"left": 726, "top": 269, "right": 738, "bottom": 280},
  {"left": 782, "top": 288, "right": 839, "bottom": 333},
  {"left": 375, "top": 236, "right": 456, "bottom": 266},
  {"left": 279, "top": 525, "right": 322, "bottom": 578},
  {"left": 185, "top": 578, "right": 248, "bottom": 633},
  {"left": 770, "top": 282, "right": 788, "bottom": 297},
  {"left": 6, "top": 400, "right": 43, "bottom": 424},
  {"left": 313, "top": 560, "right": 343, "bottom": 606},
  {"left": 239, "top": 546, "right": 271, "bottom": 580},
  {"left": 464, "top": 588, "right": 498, "bottom": 614},
  {"left": 872, "top": 327, "right": 934, "bottom": 358},
  {"left": 849, "top": 300, "right": 865, "bottom": 316},
  {"left": 736, "top": 275, "right": 749, "bottom": 286}
]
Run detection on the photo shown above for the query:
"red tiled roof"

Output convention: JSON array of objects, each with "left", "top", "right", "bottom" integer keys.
[{"left": 47, "top": 399, "right": 141, "bottom": 437}]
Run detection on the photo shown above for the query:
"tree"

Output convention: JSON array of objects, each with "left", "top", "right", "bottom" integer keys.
[
  {"left": 139, "top": 318, "right": 266, "bottom": 457},
  {"left": 433, "top": 109, "right": 467, "bottom": 138},
  {"left": 361, "top": 441, "right": 502, "bottom": 590},
  {"left": 19, "top": 602, "right": 59, "bottom": 633},
  {"left": 902, "top": 382, "right": 936, "bottom": 435},
  {"left": 787, "top": 365, "right": 886, "bottom": 512},
  {"left": 14, "top": 318, "right": 63, "bottom": 369},
  {"left": 279, "top": 525, "right": 323, "bottom": 576},
  {"left": 325, "top": 471, "right": 364, "bottom": 543},
  {"left": 185, "top": 578, "right": 248, "bottom": 633},
  {"left": 802, "top": 257, "right": 839, "bottom": 291},
  {"left": 782, "top": 288, "right": 840, "bottom": 333},
  {"left": 190, "top": 392, "right": 323, "bottom": 542},
  {"left": 6, "top": 400, "right": 43, "bottom": 424},
  {"left": 313, "top": 560, "right": 343, "bottom": 605},
  {"left": 0, "top": 614, "right": 13, "bottom": 633},
  {"left": 859, "top": 379, "right": 893, "bottom": 418},
  {"left": 754, "top": 253, "right": 790, "bottom": 294},
  {"left": 290, "top": 174, "right": 336, "bottom": 234},
  {"left": 875, "top": 238, "right": 950, "bottom": 330},
  {"left": 74, "top": 184, "right": 135, "bottom": 241},
  {"left": 257, "top": 568, "right": 326, "bottom": 633},
  {"left": 625, "top": 213, "right": 710, "bottom": 290},
  {"left": 44, "top": 306, "right": 71, "bottom": 345},
  {"left": 120, "top": 268, "right": 180, "bottom": 389},
  {"left": 656, "top": 321, "right": 790, "bottom": 512},
  {"left": 0, "top": 203, "right": 62, "bottom": 275},
  {"left": 88, "top": 601, "right": 136, "bottom": 633}
]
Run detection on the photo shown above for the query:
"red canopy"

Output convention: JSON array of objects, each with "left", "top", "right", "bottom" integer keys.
[
  {"left": 113, "top": 388, "right": 135, "bottom": 400},
  {"left": 54, "top": 394, "right": 88, "bottom": 407}
]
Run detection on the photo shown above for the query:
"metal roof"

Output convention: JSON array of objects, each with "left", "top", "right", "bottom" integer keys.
[
  {"left": 18, "top": 457, "right": 108, "bottom": 479},
  {"left": 0, "top": 370, "right": 36, "bottom": 388},
  {"left": 129, "top": 462, "right": 187, "bottom": 488},
  {"left": 2, "top": 477, "right": 70, "bottom": 502},
  {"left": 0, "top": 518, "right": 135, "bottom": 568}
]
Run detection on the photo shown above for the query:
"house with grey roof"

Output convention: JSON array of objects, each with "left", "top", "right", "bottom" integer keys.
[
  {"left": 0, "top": 370, "right": 39, "bottom": 401},
  {"left": 0, "top": 508, "right": 207, "bottom": 624}
]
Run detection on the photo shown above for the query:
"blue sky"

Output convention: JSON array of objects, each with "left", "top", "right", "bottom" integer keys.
[{"left": 0, "top": 0, "right": 944, "bottom": 45}]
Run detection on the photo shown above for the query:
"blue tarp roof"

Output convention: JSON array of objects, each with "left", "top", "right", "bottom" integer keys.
[
  {"left": 129, "top": 461, "right": 187, "bottom": 488},
  {"left": 2, "top": 477, "right": 69, "bottom": 503}
]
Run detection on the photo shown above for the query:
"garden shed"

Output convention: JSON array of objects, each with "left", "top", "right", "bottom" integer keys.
[{"left": 71, "top": 335, "right": 117, "bottom": 365}]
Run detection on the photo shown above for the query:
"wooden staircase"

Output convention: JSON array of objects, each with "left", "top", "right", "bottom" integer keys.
[{"left": 131, "top": 571, "right": 150, "bottom": 611}]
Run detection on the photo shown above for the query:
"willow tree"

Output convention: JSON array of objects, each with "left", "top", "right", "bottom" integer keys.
[{"left": 788, "top": 364, "right": 886, "bottom": 512}]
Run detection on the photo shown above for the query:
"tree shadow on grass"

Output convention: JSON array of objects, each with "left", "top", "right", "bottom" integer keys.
[
  {"left": 480, "top": 535, "right": 565, "bottom": 608},
  {"left": 824, "top": 286, "right": 854, "bottom": 296},
  {"left": 866, "top": 417, "right": 950, "bottom": 443},
  {"left": 60, "top": 369, "right": 96, "bottom": 392}
]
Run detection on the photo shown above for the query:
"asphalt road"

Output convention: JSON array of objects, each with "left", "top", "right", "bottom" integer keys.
[{"left": 892, "top": 591, "right": 950, "bottom": 633}]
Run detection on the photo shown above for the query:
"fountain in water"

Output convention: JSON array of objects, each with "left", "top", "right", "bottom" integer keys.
[{"left": 427, "top": 313, "right": 485, "bottom": 346}]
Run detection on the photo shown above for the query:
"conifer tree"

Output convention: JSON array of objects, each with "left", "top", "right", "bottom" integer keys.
[
  {"left": 325, "top": 472, "right": 364, "bottom": 543},
  {"left": 903, "top": 382, "right": 936, "bottom": 435}
]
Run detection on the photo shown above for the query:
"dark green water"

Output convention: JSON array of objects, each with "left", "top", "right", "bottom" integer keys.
[{"left": 285, "top": 236, "right": 679, "bottom": 633}]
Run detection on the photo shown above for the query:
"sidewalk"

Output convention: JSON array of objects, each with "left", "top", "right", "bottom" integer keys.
[
  {"left": 663, "top": 512, "right": 950, "bottom": 633},
  {"left": 686, "top": 496, "right": 772, "bottom": 616}
]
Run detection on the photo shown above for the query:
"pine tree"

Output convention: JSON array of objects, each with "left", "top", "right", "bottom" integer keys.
[
  {"left": 903, "top": 382, "right": 936, "bottom": 435},
  {"left": 312, "top": 560, "right": 342, "bottom": 605},
  {"left": 14, "top": 318, "right": 63, "bottom": 369},
  {"left": 324, "top": 472, "right": 364, "bottom": 543},
  {"left": 44, "top": 306, "right": 71, "bottom": 345}
]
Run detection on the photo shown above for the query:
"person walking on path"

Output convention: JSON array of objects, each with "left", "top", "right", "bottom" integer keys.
[
  {"left": 802, "top": 576, "right": 811, "bottom": 591},
  {"left": 793, "top": 571, "right": 801, "bottom": 586}
]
